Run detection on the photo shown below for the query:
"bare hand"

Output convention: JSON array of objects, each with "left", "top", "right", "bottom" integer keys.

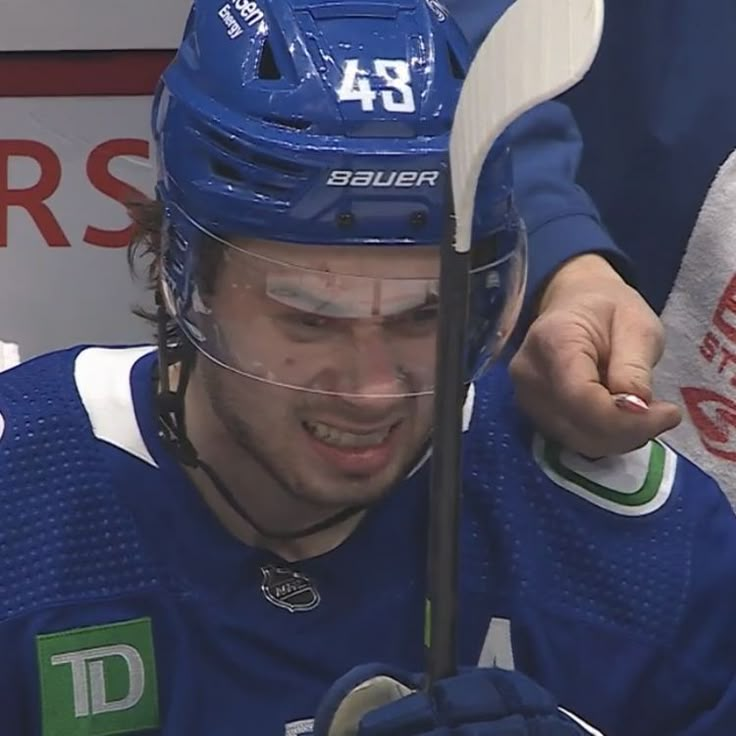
[{"left": 509, "top": 254, "right": 682, "bottom": 457}]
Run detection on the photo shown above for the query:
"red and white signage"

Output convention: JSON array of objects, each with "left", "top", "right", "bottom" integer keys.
[
  {"left": 0, "top": 95, "right": 157, "bottom": 359},
  {"left": 1, "top": 0, "right": 176, "bottom": 359}
]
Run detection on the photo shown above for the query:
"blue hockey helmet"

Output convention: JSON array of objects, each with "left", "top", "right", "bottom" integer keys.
[{"left": 153, "top": 0, "right": 526, "bottom": 398}]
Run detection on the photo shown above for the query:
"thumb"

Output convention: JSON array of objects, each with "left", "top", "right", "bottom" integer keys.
[{"left": 605, "top": 307, "right": 665, "bottom": 403}]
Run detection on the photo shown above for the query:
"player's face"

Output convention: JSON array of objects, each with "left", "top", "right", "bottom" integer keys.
[{"left": 195, "top": 239, "right": 439, "bottom": 507}]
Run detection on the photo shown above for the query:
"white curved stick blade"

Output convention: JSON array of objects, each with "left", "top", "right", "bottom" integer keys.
[{"left": 451, "top": 0, "right": 605, "bottom": 253}]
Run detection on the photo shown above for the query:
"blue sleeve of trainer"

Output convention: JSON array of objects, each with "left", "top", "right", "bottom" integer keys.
[
  {"left": 508, "top": 101, "right": 628, "bottom": 321},
  {"left": 445, "top": 0, "right": 631, "bottom": 327}
]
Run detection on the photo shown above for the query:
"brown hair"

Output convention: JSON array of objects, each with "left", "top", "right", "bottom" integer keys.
[
  {"left": 127, "top": 197, "right": 163, "bottom": 297},
  {"left": 125, "top": 197, "right": 225, "bottom": 332},
  {"left": 125, "top": 197, "right": 165, "bottom": 330}
]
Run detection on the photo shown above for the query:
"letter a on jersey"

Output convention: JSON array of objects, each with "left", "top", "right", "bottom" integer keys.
[{"left": 36, "top": 617, "right": 159, "bottom": 736}]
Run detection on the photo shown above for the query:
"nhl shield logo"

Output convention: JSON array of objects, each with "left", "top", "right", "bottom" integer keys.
[{"left": 261, "top": 564, "right": 320, "bottom": 612}]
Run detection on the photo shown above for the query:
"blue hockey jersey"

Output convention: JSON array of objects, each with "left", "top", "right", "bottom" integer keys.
[{"left": 0, "top": 345, "right": 735, "bottom": 736}]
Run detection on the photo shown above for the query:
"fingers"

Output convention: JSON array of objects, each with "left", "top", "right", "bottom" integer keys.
[
  {"left": 510, "top": 314, "right": 682, "bottom": 457},
  {"left": 513, "top": 376, "right": 681, "bottom": 457},
  {"left": 605, "top": 297, "right": 666, "bottom": 403}
]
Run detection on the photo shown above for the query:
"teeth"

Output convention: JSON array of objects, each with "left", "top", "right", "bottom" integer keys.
[{"left": 304, "top": 421, "right": 391, "bottom": 448}]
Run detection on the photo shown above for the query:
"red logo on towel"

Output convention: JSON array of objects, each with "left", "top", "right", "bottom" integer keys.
[
  {"left": 681, "top": 387, "right": 736, "bottom": 461},
  {"left": 689, "top": 274, "right": 736, "bottom": 460}
]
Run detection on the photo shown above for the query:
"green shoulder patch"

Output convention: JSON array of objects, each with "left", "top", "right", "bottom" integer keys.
[
  {"left": 533, "top": 434, "right": 677, "bottom": 516},
  {"left": 36, "top": 617, "right": 159, "bottom": 736}
]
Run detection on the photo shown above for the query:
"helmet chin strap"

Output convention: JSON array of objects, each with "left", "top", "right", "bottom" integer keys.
[{"left": 154, "top": 299, "right": 368, "bottom": 543}]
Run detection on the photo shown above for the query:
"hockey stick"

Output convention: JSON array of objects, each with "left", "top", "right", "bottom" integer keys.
[{"left": 426, "top": 0, "right": 605, "bottom": 684}]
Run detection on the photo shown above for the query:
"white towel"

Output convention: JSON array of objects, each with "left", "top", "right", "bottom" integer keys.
[{"left": 655, "top": 147, "right": 736, "bottom": 504}]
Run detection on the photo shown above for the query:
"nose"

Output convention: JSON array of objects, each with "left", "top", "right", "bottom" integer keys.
[{"left": 339, "top": 324, "right": 410, "bottom": 403}]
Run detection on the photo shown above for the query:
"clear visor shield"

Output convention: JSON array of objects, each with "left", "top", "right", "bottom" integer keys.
[{"left": 162, "top": 210, "right": 527, "bottom": 398}]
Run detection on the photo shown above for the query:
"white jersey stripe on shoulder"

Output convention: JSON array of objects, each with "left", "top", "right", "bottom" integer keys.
[
  {"left": 284, "top": 719, "right": 314, "bottom": 736},
  {"left": 533, "top": 434, "right": 677, "bottom": 516},
  {"left": 462, "top": 382, "right": 475, "bottom": 432},
  {"left": 0, "top": 341, "right": 20, "bottom": 372},
  {"left": 75, "top": 346, "right": 158, "bottom": 467},
  {"left": 559, "top": 707, "right": 606, "bottom": 736}
]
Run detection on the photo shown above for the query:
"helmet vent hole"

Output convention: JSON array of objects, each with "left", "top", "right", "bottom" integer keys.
[
  {"left": 264, "top": 116, "right": 312, "bottom": 131},
  {"left": 208, "top": 130, "right": 240, "bottom": 156},
  {"left": 259, "top": 39, "right": 282, "bottom": 80},
  {"left": 211, "top": 160, "right": 244, "bottom": 183}
]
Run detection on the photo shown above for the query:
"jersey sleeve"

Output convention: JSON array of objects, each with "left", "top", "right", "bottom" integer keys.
[
  {"left": 662, "top": 464, "right": 736, "bottom": 735},
  {"left": 445, "top": 0, "right": 630, "bottom": 327},
  {"left": 506, "top": 102, "right": 628, "bottom": 324},
  {"left": 550, "top": 451, "right": 736, "bottom": 735}
]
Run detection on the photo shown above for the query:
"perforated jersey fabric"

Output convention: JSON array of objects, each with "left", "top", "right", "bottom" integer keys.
[{"left": 0, "top": 345, "right": 734, "bottom": 735}]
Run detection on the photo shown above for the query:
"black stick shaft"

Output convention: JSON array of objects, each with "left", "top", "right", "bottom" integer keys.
[{"left": 425, "top": 216, "right": 471, "bottom": 686}]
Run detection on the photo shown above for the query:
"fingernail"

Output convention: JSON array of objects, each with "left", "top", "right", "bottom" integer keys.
[{"left": 613, "top": 393, "right": 650, "bottom": 413}]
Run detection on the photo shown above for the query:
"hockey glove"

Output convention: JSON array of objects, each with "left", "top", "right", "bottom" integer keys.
[{"left": 313, "top": 664, "right": 604, "bottom": 736}]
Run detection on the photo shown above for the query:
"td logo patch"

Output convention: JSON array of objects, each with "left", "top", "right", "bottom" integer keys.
[{"left": 36, "top": 618, "right": 159, "bottom": 736}]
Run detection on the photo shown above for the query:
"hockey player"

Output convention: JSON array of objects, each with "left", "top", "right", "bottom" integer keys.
[{"left": 1, "top": 1, "right": 735, "bottom": 735}]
